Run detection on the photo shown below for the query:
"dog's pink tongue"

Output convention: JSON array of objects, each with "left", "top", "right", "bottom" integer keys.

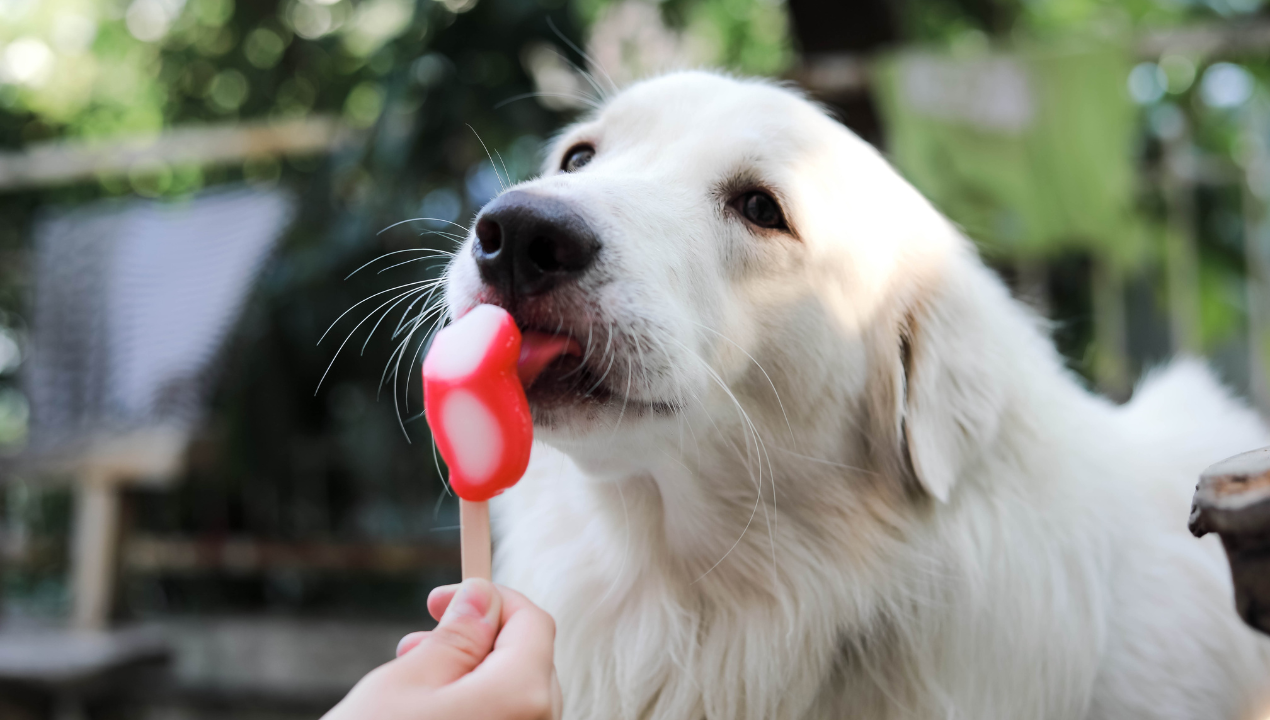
[{"left": 517, "top": 332, "right": 582, "bottom": 387}]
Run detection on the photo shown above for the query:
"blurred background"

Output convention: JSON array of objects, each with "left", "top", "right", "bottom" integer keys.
[{"left": 0, "top": 0, "right": 1266, "bottom": 716}]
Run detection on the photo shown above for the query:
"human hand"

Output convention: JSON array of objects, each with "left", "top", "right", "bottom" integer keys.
[{"left": 322, "top": 578, "right": 561, "bottom": 720}]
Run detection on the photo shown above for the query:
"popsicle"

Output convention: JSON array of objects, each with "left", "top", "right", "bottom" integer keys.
[{"left": 422, "top": 303, "right": 578, "bottom": 579}]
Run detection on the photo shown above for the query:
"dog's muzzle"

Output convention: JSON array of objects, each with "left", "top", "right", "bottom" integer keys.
[{"left": 473, "top": 190, "right": 599, "bottom": 299}]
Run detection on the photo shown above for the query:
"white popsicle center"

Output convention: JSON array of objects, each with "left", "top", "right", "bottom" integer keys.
[
  {"left": 428, "top": 305, "right": 505, "bottom": 380},
  {"left": 442, "top": 388, "right": 504, "bottom": 484}
]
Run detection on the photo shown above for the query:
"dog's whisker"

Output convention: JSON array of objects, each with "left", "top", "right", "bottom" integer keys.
[
  {"left": 666, "top": 335, "right": 774, "bottom": 585},
  {"left": 416, "top": 229, "right": 465, "bottom": 240},
  {"left": 560, "top": 320, "right": 596, "bottom": 381},
  {"left": 467, "top": 124, "right": 508, "bottom": 192},
  {"left": 769, "top": 446, "right": 879, "bottom": 476},
  {"left": 668, "top": 336, "right": 768, "bottom": 484},
  {"left": 378, "top": 292, "right": 445, "bottom": 391},
  {"left": 494, "top": 148, "right": 513, "bottom": 188},
  {"left": 690, "top": 320, "right": 796, "bottom": 452},
  {"left": 671, "top": 377, "right": 706, "bottom": 469},
  {"left": 375, "top": 255, "right": 454, "bottom": 275},
  {"left": 387, "top": 314, "right": 439, "bottom": 442},
  {"left": 377, "top": 217, "right": 471, "bottom": 235},
  {"left": 347, "top": 246, "right": 462, "bottom": 283},
  {"left": 316, "top": 284, "right": 439, "bottom": 395},
  {"left": 400, "top": 302, "right": 449, "bottom": 410},
  {"left": 390, "top": 283, "right": 442, "bottom": 340},
  {"left": 359, "top": 287, "right": 433, "bottom": 356},
  {"left": 378, "top": 300, "right": 444, "bottom": 440},
  {"left": 492, "top": 91, "right": 603, "bottom": 111},
  {"left": 665, "top": 337, "right": 716, "bottom": 467},
  {"left": 344, "top": 245, "right": 456, "bottom": 281},
  {"left": 548, "top": 45, "right": 610, "bottom": 107},
  {"left": 587, "top": 320, "right": 619, "bottom": 396},
  {"left": 431, "top": 432, "right": 452, "bottom": 497},
  {"left": 651, "top": 329, "right": 707, "bottom": 468},
  {"left": 630, "top": 330, "right": 650, "bottom": 405},
  {"left": 546, "top": 16, "right": 618, "bottom": 96},
  {"left": 683, "top": 324, "right": 784, "bottom": 557},
  {"left": 381, "top": 297, "right": 447, "bottom": 401},
  {"left": 607, "top": 351, "right": 634, "bottom": 440},
  {"left": 393, "top": 272, "right": 448, "bottom": 339},
  {"left": 377, "top": 294, "right": 446, "bottom": 425},
  {"left": 691, "top": 458, "right": 763, "bottom": 584},
  {"left": 318, "top": 279, "right": 434, "bottom": 344}
]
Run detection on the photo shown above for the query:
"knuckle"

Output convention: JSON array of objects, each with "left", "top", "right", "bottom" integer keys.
[
  {"left": 351, "top": 664, "right": 393, "bottom": 694},
  {"left": 530, "top": 606, "right": 557, "bottom": 638},
  {"left": 512, "top": 680, "right": 554, "bottom": 720},
  {"left": 428, "top": 622, "right": 488, "bottom": 664}
]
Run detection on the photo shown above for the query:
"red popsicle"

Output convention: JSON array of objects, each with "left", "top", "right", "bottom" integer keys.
[
  {"left": 422, "top": 303, "right": 579, "bottom": 579},
  {"left": 424, "top": 305, "right": 532, "bottom": 503}
]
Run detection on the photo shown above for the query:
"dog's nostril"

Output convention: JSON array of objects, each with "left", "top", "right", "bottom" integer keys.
[
  {"left": 527, "top": 236, "right": 564, "bottom": 273},
  {"left": 475, "top": 218, "right": 503, "bottom": 256}
]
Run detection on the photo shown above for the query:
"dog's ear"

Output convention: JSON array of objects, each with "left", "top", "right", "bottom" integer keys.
[{"left": 868, "top": 266, "right": 1007, "bottom": 503}]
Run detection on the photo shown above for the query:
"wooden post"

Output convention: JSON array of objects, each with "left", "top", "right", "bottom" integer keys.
[
  {"left": 63, "top": 427, "right": 188, "bottom": 630},
  {"left": 70, "top": 471, "right": 121, "bottom": 631}
]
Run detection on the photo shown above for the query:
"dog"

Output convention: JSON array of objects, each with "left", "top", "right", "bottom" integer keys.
[{"left": 441, "top": 71, "right": 1270, "bottom": 719}]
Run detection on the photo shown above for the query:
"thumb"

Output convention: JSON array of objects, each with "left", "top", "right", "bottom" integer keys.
[{"left": 399, "top": 578, "right": 503, "bottom": 687}]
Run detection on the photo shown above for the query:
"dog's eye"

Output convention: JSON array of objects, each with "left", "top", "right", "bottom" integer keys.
[
  {"left": 735, "top": 191, "right": 786, "bottom": 230},
  {"left": 561, "top": 144, "right": 594, "bottom": 173}
]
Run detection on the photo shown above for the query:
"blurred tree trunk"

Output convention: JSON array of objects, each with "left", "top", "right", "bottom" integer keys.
[
  {"left": 1013, "top": 256, "right": 1050, "bottom": 318},
  {"left": 1244, "top": 100, "right": 1270, "bottom": 414},
  {"left": 1092, "top": 255, "right": 1130, "bottom": 400},
  {"left": 1162, "top": 132, "right": 1204, "bottom": 356}
]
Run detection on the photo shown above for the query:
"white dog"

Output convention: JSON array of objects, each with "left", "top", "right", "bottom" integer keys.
[{"left": 442, "top": 71, "right": 1270, "bottom": 719}]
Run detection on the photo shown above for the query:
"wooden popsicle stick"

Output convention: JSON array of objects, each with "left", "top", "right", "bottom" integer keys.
[{"left": 460, "top": 499, "right": 492, "bottom": 580}]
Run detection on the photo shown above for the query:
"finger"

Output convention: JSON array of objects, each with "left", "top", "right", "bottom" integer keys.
[
  {"left": 457, "top": 584, "right": 557, "bottom": 686},
  {"left": 550, "top": 666, "right": 563, "bottom": 720},
  {"left": 395, "top": 631, "right": 429, "bottom": 658},
  {"left": 398, "top": 578, "right": 502, "bottom": 687},
  {"left": 491, "top": 584, "right": 546, "bottom": 626},
  {"left": 427, "top": 584, "right": 459, "bottom": 622},
  {"left": 409, "top": 586, "right": 559, "bottom": 719},
  {"left": 424, "top": 591, "right": 559, "bottom": 719}
]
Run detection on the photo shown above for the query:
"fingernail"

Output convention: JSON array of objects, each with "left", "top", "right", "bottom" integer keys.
[{"left": 442, "top": 579, "right": 494, "bottom": 624}]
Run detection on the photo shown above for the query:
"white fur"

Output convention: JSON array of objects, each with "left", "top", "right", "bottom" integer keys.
[{"left": 443, "top": 71, "right": 1270, "bottom": 719}]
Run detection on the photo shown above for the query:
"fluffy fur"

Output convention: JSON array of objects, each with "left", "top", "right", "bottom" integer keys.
[{"left": 442, "top": 71, "right": 1270, "bottom": 719}]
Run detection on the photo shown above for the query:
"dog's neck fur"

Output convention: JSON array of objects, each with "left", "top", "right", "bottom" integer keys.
[{"left": 495, "top": 256, "right": 1117, "bottom": 719}]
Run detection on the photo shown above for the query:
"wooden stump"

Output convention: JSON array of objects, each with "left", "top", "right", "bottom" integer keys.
[{"left": 1189, "top": 446, "right": 1270, "bottom": 634}]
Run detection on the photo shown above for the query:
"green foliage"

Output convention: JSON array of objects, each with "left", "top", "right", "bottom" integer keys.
[
  {"left": 663, "top": 0, "right": 792, "bottom": 76},
  {"left": 903, "top": 0, "right": 1264, "bottom": 44},
  {"left": 578, "top": 0, "right": 794, "bottom": 77}
]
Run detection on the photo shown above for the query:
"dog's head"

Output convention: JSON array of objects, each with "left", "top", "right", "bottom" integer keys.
[{"left": 445, "top": 71, "right": 1008, "bottom": 502}]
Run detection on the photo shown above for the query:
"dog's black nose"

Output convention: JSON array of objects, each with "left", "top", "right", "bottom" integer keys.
[{"left": 473, "top": 190, "right": 599, "bottom": 298}]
